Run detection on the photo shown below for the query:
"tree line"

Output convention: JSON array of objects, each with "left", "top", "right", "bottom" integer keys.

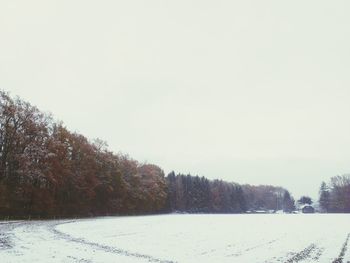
[
  {"left": 165, "top": 174, "right": 296, "bottom": 214},
  {"left": 242, "top": 185, "right": 295, "bottom": 212},
  {"left": 166, "top": 172, "right": 246, "bottom": 213},
  {"left": 319, "top": 174, "right": 350, "bottom": 213},
  {"left": 0, "top": 90, "right": 296, "bottom": 218},
  {"left": 0, "top": 91, "right": 168, "bottom": 218}
]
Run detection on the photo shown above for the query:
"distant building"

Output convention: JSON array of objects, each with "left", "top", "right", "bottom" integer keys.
[{"left": 301, "top": 205, "right": 315, "bottom": 213}]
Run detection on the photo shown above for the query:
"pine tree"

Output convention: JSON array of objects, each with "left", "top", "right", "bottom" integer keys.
[
  {"left": 282, "top": 190, "right": 295, "bottom": 213},
  {"left": 319, "top": 181, "right": 330, "bottom": 213}
]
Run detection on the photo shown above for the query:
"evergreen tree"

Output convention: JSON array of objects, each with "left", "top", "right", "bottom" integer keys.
[
  {"left": 318, "top": 182, "right": 330, "bottom": 213},
  {"left": 282, "top": 190, "right": 295, "bottom": 212}
]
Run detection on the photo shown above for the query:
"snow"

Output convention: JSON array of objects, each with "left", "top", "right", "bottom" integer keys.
[{"left": 1, "top": 214, "right": 350, "bottom": 262}]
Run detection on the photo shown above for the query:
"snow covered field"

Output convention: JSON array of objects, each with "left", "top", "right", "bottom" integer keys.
[{"left": 0, "top": 214, "right": 349, "bottom": 263}]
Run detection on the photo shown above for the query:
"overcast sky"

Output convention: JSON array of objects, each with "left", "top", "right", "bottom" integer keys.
[{"left": 1, "top": 0, "right": 350, "bottom": 199}]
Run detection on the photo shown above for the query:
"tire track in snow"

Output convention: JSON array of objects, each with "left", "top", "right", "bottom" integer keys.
[
  {"left": 267, "top": 243, "right": 324, "bottom": 263},
  {"left": 226, "top": 238, "right": 280, "bottom": 257},
  {"left": 332, "top": 233, "right": 350, "bottom": 263},
  {"left": 284, "top": 244, "right": 317, "bottom": 263},
  {"left": 285, "top": 243, "right": 327, "bottom": 263},
  {"left": 0, "top": 221, "right": 24, "bottom": 250},
  {"left": 50, "top": 221, "right": 176, "bottom": 263}
]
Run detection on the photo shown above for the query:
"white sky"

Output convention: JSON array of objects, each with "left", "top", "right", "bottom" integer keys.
[{"left": 1, "top": 0, "right": 350, "bottom": 199}]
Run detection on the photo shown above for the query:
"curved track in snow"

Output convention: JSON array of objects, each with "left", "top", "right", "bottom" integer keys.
[
  {"left": 1, "top": 214, "right": 350, "bottom": 263},
  {"left": 0, "top": 219, "right": 172, "bottom": 263}
]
